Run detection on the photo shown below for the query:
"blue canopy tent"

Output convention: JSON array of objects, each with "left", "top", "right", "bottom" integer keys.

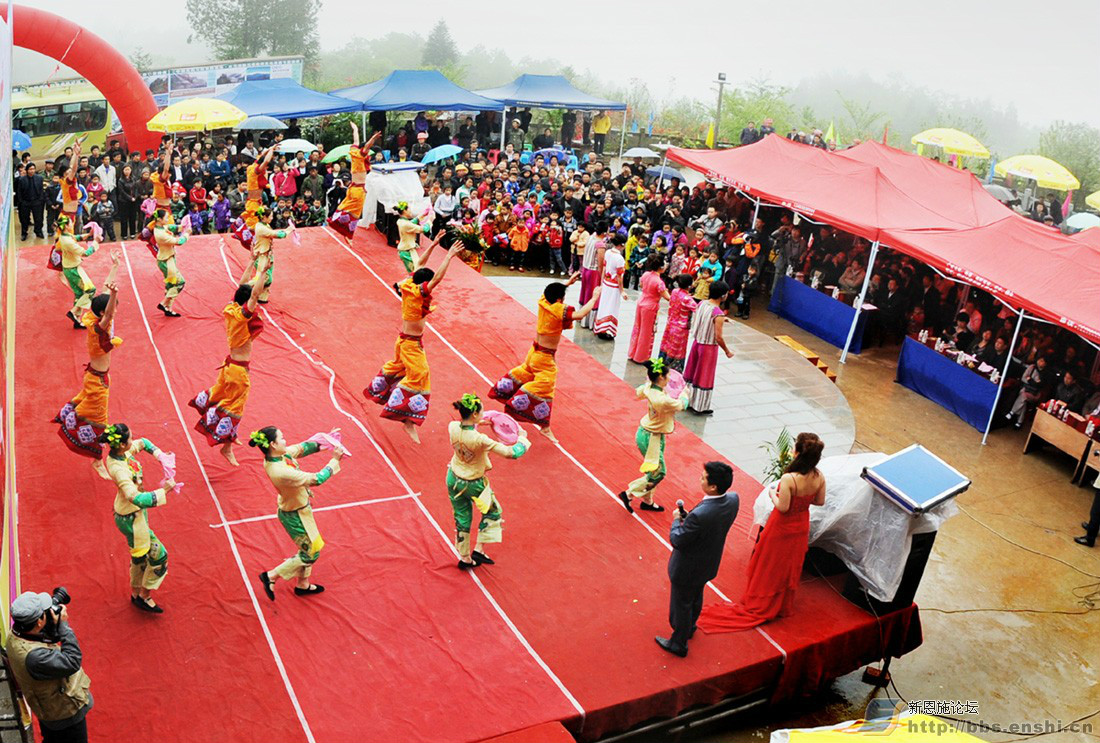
[
  {"left": 215, "top": 78, "right": 361, "bottom": 119},
  {"left": 475, "top": 74, "right": 627, "bottom": 155},
  {"left": 332, "top": 70, "right": 505, "bottom": 146},
  {"left": 332, "top": 70, "right": 505, "bottom": 111}
]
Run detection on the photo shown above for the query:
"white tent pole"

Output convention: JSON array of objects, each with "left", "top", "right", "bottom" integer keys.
[
  {"left": 499, "top": 109, "right": 507, "bottom": 152},
  {"left": 751, "top": 197, "right": 761, "bottom": 226},
  {"left": 360, "top": 111, "right": 367, "bottom": 141},
  {"left": 618, "top": 109, "right": 627, "bottom": 158},
  {"left": 840, "top": 240, "right": 879, "bottom": 364},
  {"left": 658, "top": 148, "right": 669, "bottom": 191},
  {"left": 982, "top": 307, "right": 1026, "bottom": 446}
]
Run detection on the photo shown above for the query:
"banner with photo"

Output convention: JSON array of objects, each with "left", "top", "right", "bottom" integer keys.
[{"left": 142, "top": 57, "right": 303, "bottom": 108}]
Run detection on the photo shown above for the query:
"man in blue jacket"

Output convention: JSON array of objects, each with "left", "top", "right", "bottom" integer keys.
[{"left": 657, "top": 461, "right": 739, "bottom": 657}]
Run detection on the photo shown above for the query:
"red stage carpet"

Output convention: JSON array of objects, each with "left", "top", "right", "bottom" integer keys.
[{"left": 13, "top": 227, "right": 920, "bottom": 742}]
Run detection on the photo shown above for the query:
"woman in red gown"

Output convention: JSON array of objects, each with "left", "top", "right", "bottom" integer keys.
[{"left": 698, "top": 432, "right": 826, "bottom": 632}]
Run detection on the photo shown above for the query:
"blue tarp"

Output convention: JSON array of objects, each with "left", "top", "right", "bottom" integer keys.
[
  {"left": 215, "top": 79, "right": 361, "bottom": 119},
  {"left": 475, "top": 74, "right": 625, "bottom": 111},
  {"left": 895, "top": 337, "right": 998, "bottom": 431},
  {"left": 331, "top": 70, "right": 504, "bottom": 112},
  {"left": 768, "top": 276, "right": 868, "bottom": 354}
]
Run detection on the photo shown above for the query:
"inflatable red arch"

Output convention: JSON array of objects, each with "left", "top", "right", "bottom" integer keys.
[{"left": 1, "top": 3, "right": 160, "bottom": 154}]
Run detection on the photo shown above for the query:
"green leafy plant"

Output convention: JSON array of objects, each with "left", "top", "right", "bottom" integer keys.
[{"left": 759, "top": 427, "right": 794, "bottom": 485}]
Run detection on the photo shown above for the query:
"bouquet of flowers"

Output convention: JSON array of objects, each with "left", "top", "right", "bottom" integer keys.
[{"left": 449, "top": 222, "right": 488, "bottom": 253}]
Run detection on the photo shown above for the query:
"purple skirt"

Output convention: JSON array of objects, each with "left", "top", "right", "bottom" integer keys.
[{"left": 683, "top": 342, "right": 718, "bottom": 391}]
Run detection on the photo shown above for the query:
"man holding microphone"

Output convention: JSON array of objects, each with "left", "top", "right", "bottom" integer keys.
[
  {"left": 657, "top": 462, "right": 739, "bottom": 658},
  {"left": 5, "top": 590, "right": 92, "bottom": 742}
]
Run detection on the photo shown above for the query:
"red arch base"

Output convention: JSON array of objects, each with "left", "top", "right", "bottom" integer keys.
[{"left": 1, "top": 3, "right": 160, "bottom": 154}]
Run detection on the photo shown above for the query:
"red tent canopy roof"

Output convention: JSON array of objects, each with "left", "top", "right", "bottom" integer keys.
[{"left": 666, "top": 135, "right": 1100, "bottom": 342}]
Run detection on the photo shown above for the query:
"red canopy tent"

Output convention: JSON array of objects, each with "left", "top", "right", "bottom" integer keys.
[{"left": 666, "top": 136, "right": 1100, "bottom": 441}]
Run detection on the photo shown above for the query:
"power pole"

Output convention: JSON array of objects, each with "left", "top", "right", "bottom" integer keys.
[{"left": 713, "top": 72, "right": 727, "bottom": 148}]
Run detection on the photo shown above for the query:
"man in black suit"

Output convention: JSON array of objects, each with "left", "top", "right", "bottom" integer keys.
[
  {"left": 15, "top": 162, "right": 46, "bottom": 240},
  {"left": 657, "top": 461, "right": 739, "bottom": 657}
]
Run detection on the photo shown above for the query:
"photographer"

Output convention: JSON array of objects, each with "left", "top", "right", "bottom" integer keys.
[{"left": 5, "top": 591, "right": 92, "bottom": 742}]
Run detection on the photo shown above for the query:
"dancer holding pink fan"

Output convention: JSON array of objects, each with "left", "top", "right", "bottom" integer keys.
[
  {"left": 446, "top": 394, "right": 530, "bottom": 569},
  {"left": 617, "top": 358, "right": 689, "bottom": 514}
]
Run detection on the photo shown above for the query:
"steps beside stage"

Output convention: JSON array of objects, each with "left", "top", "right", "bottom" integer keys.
[{"left": 774, "top": 335, "right": 838, "bottom": 383}]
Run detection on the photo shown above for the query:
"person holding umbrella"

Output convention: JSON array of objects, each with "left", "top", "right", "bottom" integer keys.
[{"left": 328, "top": 121, "right": 381, "bottom": 241}]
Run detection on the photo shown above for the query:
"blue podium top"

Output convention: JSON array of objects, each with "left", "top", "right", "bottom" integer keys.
[{"left": 861, "top": 444, "right": 970, "bottom": 515}]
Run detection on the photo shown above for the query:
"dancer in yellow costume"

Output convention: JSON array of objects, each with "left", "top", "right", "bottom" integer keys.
[
  {"left": 365, "top": 240, "right": 463, "bottom": 443},
  {"left": 231, "top": 146, "right": 275, "bottom": 250},
  {"left": 252, "top": 426, "right": 345, "bottom": 601},
  {"left": 50, "top": 215, "right": 101, "bottom": 329},
  {"left": 189, "top": 263, "right": 268, "bottom": 465},
  {"left": 328, "top": 121, "right": 381, "bottom": 240},
  {"left": 101, "top": 423, "right": 177, "bottom": 614},
  {"left": 151, "top": 209, "right": 188, "bottom": 317},
  {"left": 247, "top": 206, "right": 288, "bottom": 304},
  {"left": 616, "top": 358, "right": 689, "bottom": 514},
  {"left": 54, "top": 250, "right": 121, "bottom": 477},
  {"left": 490, "top": 272, "right": 601, "bottom": 442},
  {"left": 447, "top": 394, "right": 530, "bottom": 569}
]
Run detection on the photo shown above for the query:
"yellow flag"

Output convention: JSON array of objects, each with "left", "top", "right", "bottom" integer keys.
[{"left": 705, "top": 123, "right": 715, "bottom": 148}]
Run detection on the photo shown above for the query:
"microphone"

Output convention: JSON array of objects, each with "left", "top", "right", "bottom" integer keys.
[{"left": 676, "top": 499, "right": 687, "bottom": 520}]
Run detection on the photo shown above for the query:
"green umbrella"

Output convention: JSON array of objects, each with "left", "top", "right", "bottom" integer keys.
[{"left": 322, "top": 144, "right": 353, "bottom": 163}]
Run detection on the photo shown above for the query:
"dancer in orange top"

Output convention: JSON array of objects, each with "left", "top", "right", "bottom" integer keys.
[
  {"left": 54, "top": 250, "right": 121, "bottom": 478},
  {"left": 329, "top": 121, "right": 381, "bottom": 240},
  {"left": 489, "top": 272, "right": 601, "bottom": 442},
  {"left": 59, "top": 136, "right": 86, "bottom": 226},
  {"left": 188, "top": 260, "right": 269, "bottom": 465},
  {"left": 366, "top": 239, "right": 463, "bottom": 443},
  {"left": 140, "top": 151, "right": 177, "bottom": 254},
  {"left": 231, "top": 146, "right": 275, "bottom": 250}
]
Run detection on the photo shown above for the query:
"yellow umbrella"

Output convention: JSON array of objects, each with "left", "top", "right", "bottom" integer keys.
[
  {"left": 786, "top": 714, "right": 986, "bottom": 741},
  {"left": 147, "top": 98, "right": 247, "bottom": 133},
  {"left": 1086, "top": 191, "right": 1100, "bottom": 211},
  {"left": 994, "top": 154, "right": 1080, "bottom": 191},
  {"left": 911, "top": 127, "right": 989, "bottom": 159}
]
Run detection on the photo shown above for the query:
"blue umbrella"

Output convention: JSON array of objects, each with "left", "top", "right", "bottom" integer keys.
[
  {"left": 13, "top": 130, "right": 31, "bottom": 151},
  {"left": 420, "top": 144, "right": 462, "bottom": 165},
  {"left": 647, "top": 165, "right": 684, "bottom": 181},
  {"left": 234, "top": 115, "right": 287, "bottom": 131},
  {"left": 533, "top": 148, "right": 569, "bottom": 162}
]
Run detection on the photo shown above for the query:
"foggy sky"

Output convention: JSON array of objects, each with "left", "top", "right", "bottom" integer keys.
[{"left": 13, "top": 0, "right": 1100, "bottom": 129}]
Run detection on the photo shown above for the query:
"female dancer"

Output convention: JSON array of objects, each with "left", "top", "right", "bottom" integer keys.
[
  {"left": 593, "top": 235, "right": 628, "bottom": 340},
  {"left": 490, "top": 274, "right": 601, "bottom": 442},
  {"left": 627, "top": 254, "right": 670, "bottom": 363},
  {"left": 447, "top": 394, "right": 530, "bottom": 569},
  {"left": 366, "top": 241, "right": 462, "bottom": 443},
  {"left": 577, "top": 223, "right": 606, "bottom": 330},
  {"left": 395, "top": 201, "right": 433, "bottom": 273},
  {"left": 617, "top": 358, "right": 689, "bottom": 514},
  {"left": 151, "top": 209, "right": 188, "bottom": 317},
  {"left": 189, "top": 261, "right": 268, "bottom": 465},
  {"left": 698, "top": 433, "right": 826, "bottom": 632},
  {"left": 101, "top": 423, "right": 176, "bottom": 613},
  {"left": 231, "top": 146, "right": 274, "bottom": 250},
  {"left": 54, "top": 251, "right": 121, "bottom": 477},
  {"left": 59, "top": 137, "right": 85, "bottom": 227},
  {"left": 248, "top": 206, "right": 288, "bottom": 304},
  {"left": 51, "top": 215, "right": 100, "bottom": 329},
  {"left": 658, "top": 274, "right": 698, "bottom": 371},
  {"left": 683, "top": 281, "right": 733, "bottom": 415},
  {"left": 252, "top": 426, "right": 345, "bottom": 601},
  {"left": 328, "top": 121, "right": 381, "bottom": 240},
  {"left": 150, "top": 148, "right": 174, "bottom": 217}
]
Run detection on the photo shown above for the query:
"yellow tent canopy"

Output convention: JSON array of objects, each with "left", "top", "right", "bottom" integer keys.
[
  {"left": 1086, "top": 190, "right": 1100, "bottom": 211},
  {"left": 911, "top": 128, "right": 989, "bottom": 159},
  {"left": 994, "top": 154, "right": 1080, "bottom": 191},
  {"left": 147, "top": 98, "right": 247, "bottom": 133}
]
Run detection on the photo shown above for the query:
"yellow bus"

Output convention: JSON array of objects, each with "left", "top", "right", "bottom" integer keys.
[{"left": 12, "top": 83, "right": 122, "bottom": 165}]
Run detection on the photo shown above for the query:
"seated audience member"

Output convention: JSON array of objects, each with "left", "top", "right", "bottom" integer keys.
[
  {"left": 1054, "top": 370, "right": 1086, "bottom": 413},
  {"left": 1007, "top": 356, "right": 1053, "bottom": 428}
]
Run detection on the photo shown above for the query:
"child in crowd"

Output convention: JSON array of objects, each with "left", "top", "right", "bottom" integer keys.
[
  {"left": 683, "top": 247, "right": 700, "bottom": 277},
  {"left": 692, "top": 267, "right": 715, "bottom": 300},
  {"left": 547, "top": 212, "right": 566, "bottom": 276},
  {"left": 187, "top": 200, "right": 208, "bottom": 234},
  {"left": 292, "top": 195, "right": 310, "bottom": 226},
  {"left": 669, "top": 244, "right": 687, "bottom": 279},
  {"left": 508, "top": 217, "right": 530, "bottom": 272},
  {"left": 701, "top": 250, "right": 723, "bottom": 281},
  {"left": 89, "top": 192, "right": 116, "bottom": 241},
  {"left": 736, "top": 264, "right": 760, "bottom": 319},
  {"left": 309, "top": 197, "right": 327, "bottom": 227},
  {"left": 570, "top": 222, "right": 589, "bottom": 273},
  {"left": 211, "top": 191, "right": 232, "bottom": 233},
  {"left": 170, "top": 192, "right": 188, "bottom": 223},
  {"left": 530, "top": 215, "right": 550, "bottom": 273}
]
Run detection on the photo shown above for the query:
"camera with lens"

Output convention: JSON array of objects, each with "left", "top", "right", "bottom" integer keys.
[{"left": 43, "top": 587, "right": 71, "bottom": 639}]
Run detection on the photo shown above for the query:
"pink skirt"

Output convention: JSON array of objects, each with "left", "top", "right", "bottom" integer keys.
[
  {"left": 627, "top": 305, "right": 659, "bottom": 362},
  {"left": 683, "top": 342, "right": 718, "bottom": 390},
  {"left": 579, "top": 268, "right": 599, "bottom": 329}
]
